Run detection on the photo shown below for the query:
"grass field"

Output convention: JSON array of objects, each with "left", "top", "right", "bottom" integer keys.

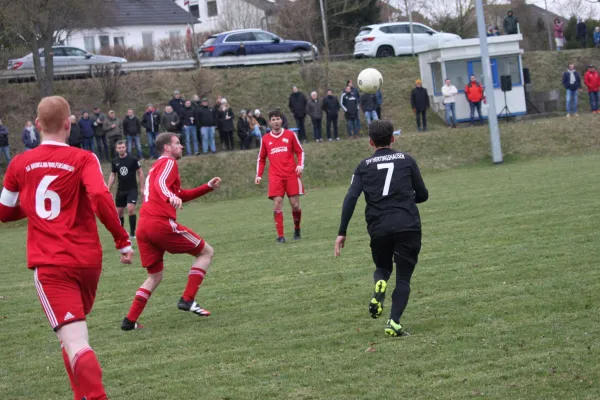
[{"left": 0, "top": 153, "right": 599, "bottom": 399}]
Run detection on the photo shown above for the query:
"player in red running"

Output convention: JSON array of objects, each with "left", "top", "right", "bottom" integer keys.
[
  {"left": 256, "top": 109, "right": 305, "bottom": 243},
  {"left": 0, "top": 96, "right": 133, "bottom": 400},
  {"left": 121, "top": 132, "right": 221, "bottom": 331}
]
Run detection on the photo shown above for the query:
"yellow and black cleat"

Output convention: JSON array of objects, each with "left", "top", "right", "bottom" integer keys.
[
  {"left": 369, "top": 280, "right": 387, "bottom": 319},
  {"left": 384, "top": 319, "right": 408, "bottom": 337}
]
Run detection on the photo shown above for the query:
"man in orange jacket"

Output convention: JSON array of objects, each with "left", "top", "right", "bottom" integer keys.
[
  {"left": 584, "top": 64, "right": 600, "bottom": 113},
  {"left": 465, "top": 75, "right": 485, "bottom": 125}
]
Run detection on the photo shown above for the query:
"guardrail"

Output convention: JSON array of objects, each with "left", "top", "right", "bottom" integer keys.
[{"left": 0, "top": 51, "right": 317, "bottom": 82}]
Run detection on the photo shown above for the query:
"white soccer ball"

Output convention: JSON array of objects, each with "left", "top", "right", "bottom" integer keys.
[{"left": 357, "top": 68, "right": 383, "bottom": 94}]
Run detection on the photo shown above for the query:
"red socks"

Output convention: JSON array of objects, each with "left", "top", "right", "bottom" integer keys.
[
  {"left": 62, "top": 345, "right": 84, "bottom": 400},
  {"left": 182, "top": 268, "right": 206, "bottom": 302},
  {"left": 292, "top": 209, "right": 302, "bottom": 230},
  {"left": 274, "top": 210, "right": 284, "bottom": 237},
  {"left": 71, "top": 348, "right": 107, "bottom": 400},
  {"left": 126, "top": 288, "right": 152, "bottom": 322}
]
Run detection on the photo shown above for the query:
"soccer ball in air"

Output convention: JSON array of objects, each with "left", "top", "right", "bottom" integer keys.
[{"left": 357, "top": 68, "right": 383, "bottom": 94}]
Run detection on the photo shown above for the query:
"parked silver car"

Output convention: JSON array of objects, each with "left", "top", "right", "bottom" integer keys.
[{"left": 7, "top": 46, "right": 127, "bottom": 70}]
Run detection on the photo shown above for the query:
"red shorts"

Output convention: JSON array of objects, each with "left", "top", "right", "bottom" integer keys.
[
  {"left": 137, "top": 217, "right": 205, "bottom": 274},
  {"left": 268, "top": 176, "right": 305, "bottom": 199},
  {"left": 34, "top": 266, "right": 101, "bottom": 331}
]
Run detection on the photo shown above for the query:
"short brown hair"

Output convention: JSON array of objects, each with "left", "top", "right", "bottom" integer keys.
[
  {"left": 116, "top": 140, "right": 126, "bottom": 147},
  {"left": 37, "top": 96, "right": 70, "bottom": 133},
  {"left": 369, "top": 120, "right": 394, "bottom": 147},
  {"left": 155, "top": 132, "right": 178, "bottom": 154}
]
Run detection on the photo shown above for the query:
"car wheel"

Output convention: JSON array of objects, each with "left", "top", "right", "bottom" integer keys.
[{"left": 376, "top": 46, "right": 395, "bottom": 58}]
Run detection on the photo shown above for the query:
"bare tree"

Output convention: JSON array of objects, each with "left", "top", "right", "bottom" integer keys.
[
  {"left": 274, "top": 1, "right": 319, "bottom": 45},
  {"left": 0, "top": 0, "right": 109, "bottom": 98},
  {"left": 217, "top": 0, "right": 267, "bottom": 31},
  {"left": 93, "top": 64, "right": 122, "bottom": 109}
]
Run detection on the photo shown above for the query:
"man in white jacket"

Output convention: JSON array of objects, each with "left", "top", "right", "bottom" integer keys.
[{"left": 441, "top": 79, "right": 458, "bottom": 128}]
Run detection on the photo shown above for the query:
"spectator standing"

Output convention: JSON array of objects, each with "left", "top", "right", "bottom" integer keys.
[
  {"left": 182, "top": 100, "right": 199, "bottom": 156},
  {"left": 78, "top": 111, "right": 95, "bottom": 151},
  {"left": 142, "top": 104, "right": 161, "bottom": 159},
  {"left": 306, "top": 91, "right": 324, "bottom": 142},
  {"left": 322, "top": 89, "right": 341, "bottom": 141},
  {"left": 584, "top": 65, "right": 599, "bottom": 113},
  {"left": 341, "top": 86, "right": 360, "bottom": 138},
  {"left": 169, "top": 90, "right": 185, "bottom": 119},
  {"left": 255, "top": 110, "right": 268, "bottom": 135},
  {"left": 122, "top": 109, "right": 143, "bottom": 158},
  {"left": 91, "top": 106, "right": 108, "bottom": 161},
  {"left": 343, "top": 80, "right": 361, "bottom": 132},
  {"left": 237, "top": 110, "right": 252, "bottom": 150},
  {"left": 22, "top": 120, "right": 40, "bottom": 151},
  {"left": 217, "top": 99, "right": 235, "bottom": 151},
  {"left": 161, "top": 105, "right": 180, "bottom": 133},
  {"left": 465, "top": 75, "right": 485, "bottom": 125},
  {"left": 410, "top": 79, "right": 430, "bottom": 132},
  {"left": 503, "top": 10, "right": 518, "bottom": 35},
  {"left": 247, "top": 112, "right": 262, "bottom": 147},
  {"left": 69, "top": 115, "right": 82, "bottom": 148},
  {"left": 104, "top": 110, "right": 123, "bottom": 159},
  {"left": 198, "top": 98, "right": 217, "bottom": 154},
  {"left": 213, "top": 95, "right": 225, "bottom": 149},
  {"left": 442, "top": 79, "right": 458, "bottom": 128},
  {"left": 376, "top": 89, "right": 383, "bottom": 119},
  {"left": 192, "top": 94, "right": 202, "bottom": 109},
  {"left": 360, "top": 92, "right": 379, "bottom": 125},
  {"left": 562, "top": 64, "right": 582, "bottom": 118},
  {"left": 577, "top": 18, "right": 587, "bottom": 48},
  {"left": 554, "top": 18, "right": 565, "bottom": 51},
  {"left": 280, "top": 109, "right": 289, "bottom": 129},
  {"left": 0, "top": 118, "right": 11, "bottom": 165},
  {"left": 289, "top": 86, "right": 308, "bottom": 142}
]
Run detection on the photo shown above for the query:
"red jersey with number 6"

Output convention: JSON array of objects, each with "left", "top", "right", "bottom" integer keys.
[
  {"left": 256, "top": 129, "right": 305, "bottom": 180},
  {"left": 0, "top": 141, "right": 131, "bottom": 269}
]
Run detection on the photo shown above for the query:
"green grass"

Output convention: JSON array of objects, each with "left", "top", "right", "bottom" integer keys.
[{"left": 1, "top": 153, "right": 599, "bottom": 399}]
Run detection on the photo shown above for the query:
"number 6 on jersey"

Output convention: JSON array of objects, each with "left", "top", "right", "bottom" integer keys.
[{"left": 36, "top": 175, "right": 61, "bottom": 220}]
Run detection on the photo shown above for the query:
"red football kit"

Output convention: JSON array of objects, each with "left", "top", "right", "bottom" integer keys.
[
  {"left": 137, "top": 156, "right": 213, "bottom": 273},
  {"left": 256, "top": 129, "right": 305, "bottom": 198},
  {"left": 0, "top": 141, "right": 131, "bottom": 330}
]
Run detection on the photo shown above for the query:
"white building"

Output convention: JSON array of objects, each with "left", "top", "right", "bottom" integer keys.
[{"left": 416, "top": 35, "right": 526, "bottom": 122}]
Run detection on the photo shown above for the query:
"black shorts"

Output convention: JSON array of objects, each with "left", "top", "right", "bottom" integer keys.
[
  {"left": 115, "top": 189, "right": 138, "bottom": 208},
  {"left": 370, "top": 231, "right": 422, "bottom": 274}
]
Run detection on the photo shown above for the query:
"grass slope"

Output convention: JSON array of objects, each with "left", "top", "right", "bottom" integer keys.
[
  {"left": 0, "top": 154, "right": 599, "bottom": 399},
  {"left": 1, "top": 48, "right": 600, "bottom": 155}
]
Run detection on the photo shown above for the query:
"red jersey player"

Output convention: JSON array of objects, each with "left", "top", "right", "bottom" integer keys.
[
  {"left": 121, "top": 132, "right": 221, "bottom": 331},
  {"left": 255, "top": 109, "right": 305, "bottom": 243},
  {"left": 0, "top": 96, "right": 133, "bottom": 400}
]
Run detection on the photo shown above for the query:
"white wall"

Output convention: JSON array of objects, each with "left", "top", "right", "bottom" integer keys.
[
  {"left": 66, "top": 25, "right": 189, "bottom": 51},
  {"left": 173, "top": 0, "right": 268, "bottom": 33}
]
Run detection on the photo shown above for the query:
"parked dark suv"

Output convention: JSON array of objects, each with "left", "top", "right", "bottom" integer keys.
[{"left": 199, "top": 29, "right": 316, "bottom": 57}]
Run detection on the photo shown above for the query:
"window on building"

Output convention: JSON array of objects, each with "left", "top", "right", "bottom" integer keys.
[
  {"left": 468, "top": 59, "right": 499, "bottom": 88},
  {"left": 169, "top": 31, "right": 181, "bottom": 41},
  {"left": 190, "top": 4, "right": 200, "bottom": 19},
  {"left": 83, "top": 36, "right": 95, "bottom": 53},
  {"left": 114, "top": 36, "right": 125, "bottom": 47},
  {"left": 142, "top": 32, "right": 154, "bottom": 48},
  {"left": 431, "top": 62, "right": 443, "bottom": 94},
  {"left": 99, "top": 35, "right": 110, "bottom": 49},
  {"left": 207, "top": 0, "right": 218, "bottom": 17},
  {"left": 495, "top": 56, "right": 521, "bottom": 86},
  {"left": 445, "top": 60, "right": 469, "bottom": 92}
]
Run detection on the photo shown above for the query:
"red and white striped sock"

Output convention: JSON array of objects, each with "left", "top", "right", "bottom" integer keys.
[
  {"left": 126, "top": 288, "right": 152, "bottom": 322},
  {"left": 61, "top": 343, "right": 84, "bottom": 400},
  {"left": 71, "top": 347, "right": 107, "bottom": 400},
  {"left": 182, "top": 268, "right": 206, "bottom": 302}
]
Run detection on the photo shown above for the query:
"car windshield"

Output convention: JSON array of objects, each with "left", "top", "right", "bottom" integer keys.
[
  {"left": 357, "top": 28, "right": 372, "bottom": 36},
  {"left": 203, "top": 37, "right": 217, "bottom": 46}
]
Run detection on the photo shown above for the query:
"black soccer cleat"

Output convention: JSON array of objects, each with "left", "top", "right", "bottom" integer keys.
[
  {"left": 276, "top": 236, "right": 286, "bottom": 244},
  {"left": 121, "top": 317, "right": 144, "bottom": 331},
  {"left": 177, "top": 297, "right": 211, "bottom": 316},
  {"left": 293, "top": 229, "right": 301, "bottom": 241}
]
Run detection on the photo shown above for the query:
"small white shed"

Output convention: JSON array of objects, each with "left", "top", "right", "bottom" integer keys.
[{"left": 416, "top": 34, "right": 526, "bottom": 122}]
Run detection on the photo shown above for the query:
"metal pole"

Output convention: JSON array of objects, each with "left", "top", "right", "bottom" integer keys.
[
  {"left": 408, "top": 0, "right": 415, "bottom": 56},
  {"left": 475, "top": 0, "right": 503, "bottom": 164},
  {"left": 187, "top": 2, "right": 198, "bottom": 60},
  {"left": 319, "top": 0, "right": 330, "bottom": 87},
  {"left": 544, "top": 0, "right": 553, "bottom": 51}
]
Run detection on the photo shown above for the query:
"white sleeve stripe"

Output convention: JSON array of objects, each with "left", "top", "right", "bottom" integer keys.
[
  {"left": 159, "top": 160, "right": 176, "bottom": 198},
  {"left": 293, "top": 134, "right": 305, "bottom": 168},
  {"left": 0, "top": 188, "right": 19, "bottom": 207},
  {"left": 256, "top": 137, "right": 265, "bottom": 176}
]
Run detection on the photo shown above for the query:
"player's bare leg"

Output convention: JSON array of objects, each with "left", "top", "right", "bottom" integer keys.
[
  {"left": 122, "top": 269, "right": 163, "bottom": 331},
  {"left": 289, "top": 195, "right": 302, "bottom": 240},
  {"left": 127, "top": 203, "right": 137, "bottom": 238},
  {"left": 57, "top": 321, "right": 107, "bottom": 400},
  {"left": 273, "top": 196, "right": 286, "bottom": 243},
  {"left": 178, "top": 243, "right": 214, "bottom": 316}
]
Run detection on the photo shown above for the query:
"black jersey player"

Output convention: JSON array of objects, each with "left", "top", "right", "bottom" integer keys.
[{"left": 334, "top": 120, "right": 428, "bottom": 337}]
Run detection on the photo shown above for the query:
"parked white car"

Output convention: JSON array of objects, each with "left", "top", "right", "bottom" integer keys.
[
  {"left": 353, "top": 23, "right": 461, "bottom": 58},
  {"left": 7, "top": 46, "right": 127, "bottom": 70}
]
